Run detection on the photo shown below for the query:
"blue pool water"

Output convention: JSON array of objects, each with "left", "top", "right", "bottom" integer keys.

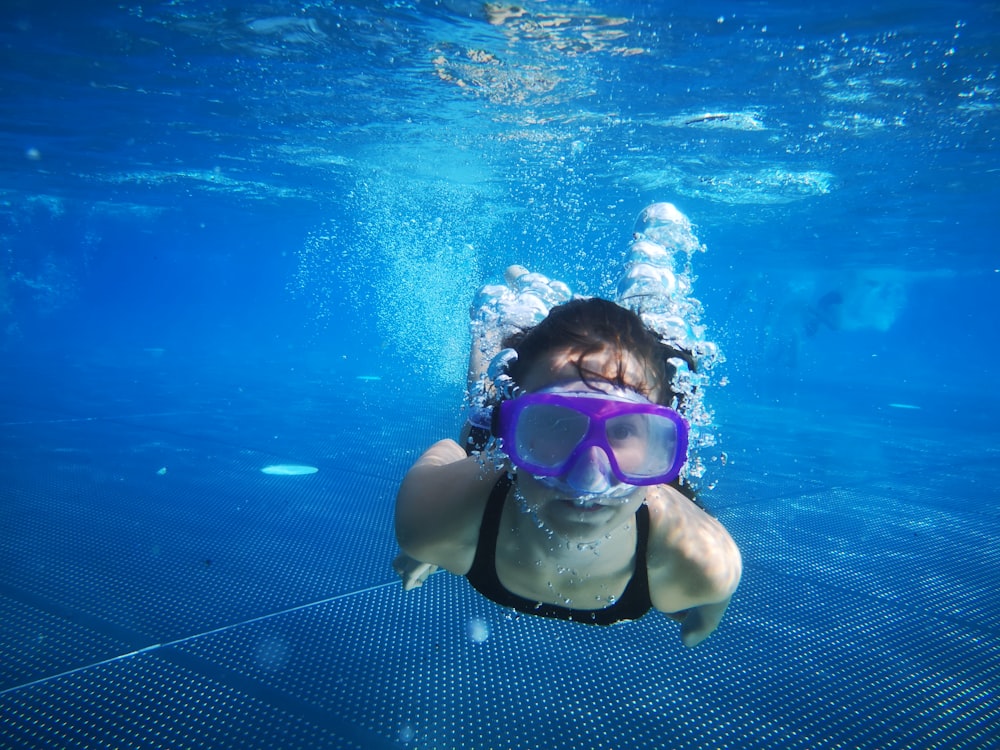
[{"left": 1, "top": 1, "right": 998, "bottom": 748}]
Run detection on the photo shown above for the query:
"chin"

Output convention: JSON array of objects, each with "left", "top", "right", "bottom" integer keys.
[
  {"left": 518, "top": 476, "right": 642, "bottom": 533},
  {"left": 540, "top": 497, "right": 634, "bottom": 537}
]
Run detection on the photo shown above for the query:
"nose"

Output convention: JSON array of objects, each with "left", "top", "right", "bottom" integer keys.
[{"left": 563, "top": 445, "right": 614, "bottom": 494}]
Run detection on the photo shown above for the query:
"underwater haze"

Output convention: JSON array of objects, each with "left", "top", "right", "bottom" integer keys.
[{"left": 1, "top": 1, "right": 998, "bottom": 749}]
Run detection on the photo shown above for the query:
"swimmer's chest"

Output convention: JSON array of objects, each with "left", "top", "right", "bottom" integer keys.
[{"left": 492, "top": 528, "right": 637, "bottom": 610}]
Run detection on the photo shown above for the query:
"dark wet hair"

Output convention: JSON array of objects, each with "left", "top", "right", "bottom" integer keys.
[{"left": 502, "top": 297, "right": 696, "bottom": 408}]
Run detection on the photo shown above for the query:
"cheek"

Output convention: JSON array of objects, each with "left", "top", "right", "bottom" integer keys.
[
  {"left": 515, "top": 473, "right": 550, "bottom": 503},
  {"left": 601, "top": 488, "right": 648, "bottom": 516}
]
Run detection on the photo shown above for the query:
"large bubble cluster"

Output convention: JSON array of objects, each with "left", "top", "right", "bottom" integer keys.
[
  {"left": 617, "top": 203, "right": 723, "bottom": 484},
  {"left": 469, "top": 265, "right": 573, "bottom": 386}
]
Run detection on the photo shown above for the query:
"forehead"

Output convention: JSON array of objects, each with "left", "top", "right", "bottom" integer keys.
[{"left": 519, "top": 346, "right": 656, "bottom": 395}]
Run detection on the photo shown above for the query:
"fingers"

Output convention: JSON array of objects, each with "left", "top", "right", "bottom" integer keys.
[
  {"left": 678, "top": 599, "right": 731, "bottom": 647},
  {"left": 395, "top": 558, "right": 440, "bottom": 591},
  {"left": 680, "top": 624, "right": 712, "bottom": 648},
  {"left": 403, "top": 563, "right": 438, "bottom": 590}
]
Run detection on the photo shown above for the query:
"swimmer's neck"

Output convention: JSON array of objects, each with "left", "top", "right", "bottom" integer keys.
[{"left": 504, "top": 502, "right": 638, "bottom": 568}]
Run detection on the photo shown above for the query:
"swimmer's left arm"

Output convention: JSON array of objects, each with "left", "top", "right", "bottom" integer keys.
[
  {"left": 678, "top": 597, "right": 733, "bottom": 648},
  {"left": 646, "top": 486, "right": 743, "bottom": 647}
]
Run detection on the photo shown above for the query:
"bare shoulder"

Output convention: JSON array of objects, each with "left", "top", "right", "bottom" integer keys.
[
  {"left": 644, "top": 484, "right": 742, "bottom": 612},
  {"left": 395, "top": 439, "right": 505, "bottom": 575}
]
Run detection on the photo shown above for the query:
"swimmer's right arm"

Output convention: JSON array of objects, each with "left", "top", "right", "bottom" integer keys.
[
  {"left": 395, "top": 439, "right": 505, "bottom": 575},
  {"left": 392, "top": 551, "right": 439, "bottom": 591}
]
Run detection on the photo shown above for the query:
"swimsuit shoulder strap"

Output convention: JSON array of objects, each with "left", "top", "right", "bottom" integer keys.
[
  {"left": 466, "top": 473, "right": 512, "bottom": 583},
  {"left": 627, "top": 502, "right": 652, "bottom": 598}
]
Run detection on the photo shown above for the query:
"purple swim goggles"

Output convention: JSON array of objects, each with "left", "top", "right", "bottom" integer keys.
[{"left": 497, "top": 389, "right": 689, "bottom": 487}]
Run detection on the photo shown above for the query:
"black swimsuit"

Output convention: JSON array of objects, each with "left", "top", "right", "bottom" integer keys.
[{"left": 465, "top": 474, "right": 653, "bottom": 625}]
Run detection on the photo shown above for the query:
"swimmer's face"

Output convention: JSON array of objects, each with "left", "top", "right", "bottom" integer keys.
[{"left": 513, "top": 346, "right": 660, "bottom": 540}]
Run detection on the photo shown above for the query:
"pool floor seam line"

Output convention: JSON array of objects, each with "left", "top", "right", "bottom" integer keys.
[{"left": 0, "top": 579, "right": 401, "bottom": 699}]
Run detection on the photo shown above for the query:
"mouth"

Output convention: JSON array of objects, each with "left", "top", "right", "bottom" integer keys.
[{"left": 559, "top": 498, "right": 609, "bottom": 513}]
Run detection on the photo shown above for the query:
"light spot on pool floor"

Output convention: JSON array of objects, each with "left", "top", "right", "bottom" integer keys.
[
  {"left": 356, "top": 375, "right": 381, "bottom": 381},
  {"left": 261, "top": 464, "right": 319, "bottom": 476},
  {"left": 468, "top": 617, "right": 490, "bottom": 643},
  {"left": 888, "top": 403, "right": 921, "bottom": 410}
]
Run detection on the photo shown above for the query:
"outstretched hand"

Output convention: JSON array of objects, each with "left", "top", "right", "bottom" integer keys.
[
  {"left": 392, "top": 552, "right": 439, "bottom": 591},
  {"left": 678, "top": 598, "right": 732, "bottom": 648}
]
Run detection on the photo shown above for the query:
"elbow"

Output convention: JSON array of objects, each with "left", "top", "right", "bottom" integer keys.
[
  {"left": 728, "top": 543, "right": 743, "bottom": 593},
  {"left": 394, "top": 489, "right": 421, "bottom": 557},
  {"left": 394, "top": 517, "right": 422, "bottom": 560},
  {"left": 708, "top": 531, "right": 743, "bottom": 598},
  {"left": 694, "top": 542, "right": 742, "bottom": 604},
  {"left": 394, "top": 482, "right": 437, "bottom": 563}
]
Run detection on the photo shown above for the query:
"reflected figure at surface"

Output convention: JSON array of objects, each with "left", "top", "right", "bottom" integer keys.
[
  {"left": 729, "top": 267, "right": 946, "bottom": 368},
  {"left": 393, "top": 204, "right": 741, "bottom": 647},
  {"left": 805, "top": 269, "right": 909, "bottom": 335}
]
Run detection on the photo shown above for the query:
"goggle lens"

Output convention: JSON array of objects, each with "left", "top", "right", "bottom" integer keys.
[
  {"left": 514, "top": 403, "right": 589, "bottom": 467},
  {"left": 604, "top": 412, "right": 679, "bottom": 479}
]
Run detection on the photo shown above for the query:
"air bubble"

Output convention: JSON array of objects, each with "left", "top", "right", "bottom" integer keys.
[
  {"left": 467, "top": 618, "right": 490, "bottom": 643},
  {"left": 399, "top": 724, "right": 415, "bottom": 744},
  {"left": 254, "top": 638, "right": 290, "bottom": 671}
]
